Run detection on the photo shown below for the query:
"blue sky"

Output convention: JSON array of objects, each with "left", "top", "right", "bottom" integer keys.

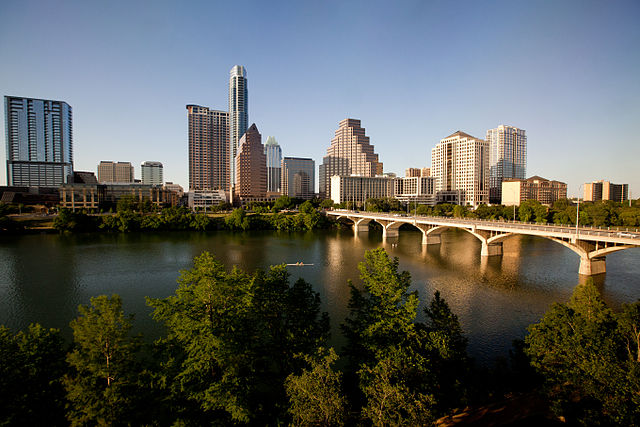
[{"left": 1, "top": 0, "right": 639, "bottom": 197}]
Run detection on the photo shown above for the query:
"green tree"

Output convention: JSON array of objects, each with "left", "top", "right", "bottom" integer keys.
[
  {"left": 64, "top": 294, "right": 143, "bottom": 426},
  {"left": 148, "top": 252, "right": 329, "bottom": 423},
  {"left": 525, "top": 281, "right": 640, "bottom": 425},
  {"left": 299, "top": 200, "right": 315, "bottom": 214},
  {"left": 273, "top": 195, "right": 295, "bottom": 212},
  {"left": 285, "top": 348, "right": 346, "bottom": 426},
  {"left": 116, "top": 195, "right": 139, "bottom": 212},
  {"left": 320, "top": 199, "right": 334, "bottom": 210},
  {"left": 225, "top": 207, "right": 247, "bottom": 230},
  {"left": 0, "top": 324, "right": 67, "bottom": 426}
]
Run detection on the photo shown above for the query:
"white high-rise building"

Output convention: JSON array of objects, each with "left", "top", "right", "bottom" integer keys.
[
  {"left": 486, "top": 125, "right": 526, "bottom": 203},
  {"left": 141, "top": 161, "right": 163, "bottom": 186},
  {"left": 229, "top": 65, "right": 248, "bottom": 190},
  {"left": 431, "top": 131, "right": 489, "bottom": 206}
]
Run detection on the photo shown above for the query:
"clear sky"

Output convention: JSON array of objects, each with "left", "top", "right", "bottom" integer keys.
[{"left": 1, "top": 0, "right": 639, "bottom": 197}]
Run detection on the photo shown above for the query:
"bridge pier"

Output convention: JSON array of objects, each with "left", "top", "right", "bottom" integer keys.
[
  {"left": 382, "top": 227, "right": 399, "bottom": 240},
  {"left": 415, "top": 224, "right": 442, "bottom": 245},
  {"left": 481, "top": 241, "right": 503, "bottom": 257},
  {"left": 579, "top": 256, "right": 606, "bottom": 276}
]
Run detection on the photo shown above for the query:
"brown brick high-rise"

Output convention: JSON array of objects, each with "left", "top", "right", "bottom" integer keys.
[{"left": 234, "top": 123, "right": 266, "bottom": 198}]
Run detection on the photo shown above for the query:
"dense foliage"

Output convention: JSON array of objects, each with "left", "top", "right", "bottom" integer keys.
[{"left": 2, "top": 248, "right": 639, "bottom": 425}]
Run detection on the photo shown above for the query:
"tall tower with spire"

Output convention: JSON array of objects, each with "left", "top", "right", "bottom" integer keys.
[{"left": 229, "top": 65, "right": 248, "bottom": 190}]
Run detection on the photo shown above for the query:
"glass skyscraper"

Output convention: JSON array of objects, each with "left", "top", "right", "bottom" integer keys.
[
  {"left": 229, "top": 65, "right": 248, "bottom": 190},
  {"left": 264, "top": 136, "right": 282, "bottom": 193},
  {"left": 486, "top": 125, "right": 527, "bottom": 204},
  {"left": 5, "top": 96, "right": 73, "bottom": 186}
]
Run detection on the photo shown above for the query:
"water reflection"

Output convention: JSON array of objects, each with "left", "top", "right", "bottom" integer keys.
[{"left": 0, "top": 229, "right": 639, "bottom": 364}]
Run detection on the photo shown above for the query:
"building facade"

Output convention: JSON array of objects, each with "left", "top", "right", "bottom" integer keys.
[
  {"left": 234, "top": 124, "right": 266, "bottom": 199},
  {"left": 502, "top": 176, "right": 567, "bottom": 206},
  {"left": 141, "top": 161, "right": 163, "bottom": 186},
  {"left": 229, "top": 65, "right": 248, "bottom": 189},
  {"left": 330, "top": 175, "right": 394, "bottom": 205},
  {"left": 264, "top": 136, "right": 282, "bottom": 193},
  {"left": 487, "top": 125, "right": 527, "bottom": 203},
  {"left": 5, "top": 96, "right": 73, "bottom": 187},
  {"left": 59, "top": 183, "right": 169, "bottom": 211},
  {"left": 394, "top": 176, "right": 436, "bottom": 205},
  {"left": 281, "top": 157, "right": 315, "bottom": 199},
  {"left": 319, "top": 118, "right": 383, "bottom": 200},
  {"left": 584, "top": 180, "right": 628, "bottom": 202},
  {"left": 405, "top": 167, "right": 430, "bottom": 178},
  {"left": 97, "top": 161, "right": 134, "bottom": 183},
  {"left": 186, "top": 104, "right": 229, "bottom": 191},
  {"left": 431, "top": 131, "right": 489, "bottom": 206}
]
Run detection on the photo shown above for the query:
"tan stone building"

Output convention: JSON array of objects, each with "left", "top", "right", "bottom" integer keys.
[
  {"left": 319, "top": 118, "right": 383, "bottom": 200},
  {"left": 186, "top": 105, "right": 229, "bottom": 191},
  {"left": 502, "top": 176, "right": 567, "bottom": 206},
  {"left": 431, "top": 131, "right": 489, "bottom": 206},
  {"left": 405, "top": 167, "right": 430, "bottom": 178},
  {"left": 584, "top": 180, "right": 628, "bottom": 202},
  {"left": 234, "top": 124, "right": 266, "bottom": 199},
  {"left": 97, "top": 161, "right": 134, "bottom": 183}
]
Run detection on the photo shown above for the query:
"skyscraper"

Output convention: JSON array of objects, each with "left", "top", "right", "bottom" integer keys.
[
  {"left": 235, "top": 124, "right": 266, "bottom": 198},
  {"left": 229, "top": 65, "right": 248, "bottom": 189},
  {"left": 431, "top": 131, "right": 489, "bottom": 206},
  {"left": 264, "top": 136, "right": 282, "bottom": 193},
  {"left": 5, "top": 96, "right": 73, "bottom": 186},
  {"left": 141, "top": 161, "right": 163, "bottom": 185},
  {"left": 486, "top": 125, "right": 526, "bottom": 204},
  {"left": 282, "top": 157, "right": 315, "bottom": 199},
  {"left": 319, "top": 118, "right": 383, "bottom": 200},
  {"left": 186, "top": 104, "right": 229, "bottom": 191}
]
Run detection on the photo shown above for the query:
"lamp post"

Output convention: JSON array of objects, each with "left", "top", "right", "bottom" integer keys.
[{"left": 576, "top": 183, "right": 584, "bottom": 240}]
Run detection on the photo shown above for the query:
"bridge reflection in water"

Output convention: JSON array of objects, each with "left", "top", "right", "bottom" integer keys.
[{"left": 327, "top": 210, "right": 640, "bottom": 276}]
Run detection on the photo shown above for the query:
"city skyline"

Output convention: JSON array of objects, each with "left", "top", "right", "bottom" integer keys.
[{"left": 1, "top": 1, "right": 639, "bottom": 197}]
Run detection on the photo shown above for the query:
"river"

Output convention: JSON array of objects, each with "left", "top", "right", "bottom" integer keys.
[{"left": 1, "top": 228, "right": 639, "bottom": 364}]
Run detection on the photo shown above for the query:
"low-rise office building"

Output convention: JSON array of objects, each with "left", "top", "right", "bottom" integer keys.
[
  {"left": 502, "top": 176, "right": 567, "bottom": 206},
  {"left": 59, "top": 183, "right": 170, "bottom": 211},
  {"left": 329, "top": 175, "right": 437, "bottom": 206},
  {"left": 583, "top": 180, "right": 628, "bottom": 202}
]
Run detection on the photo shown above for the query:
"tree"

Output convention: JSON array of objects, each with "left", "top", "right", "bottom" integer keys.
[
  {"left": 116, "top": 195, "right": 138, "bottom": 212},
  {"left": 320, "top": 199, "right": 334, "bottom": 210},
  {"left": 525, "top": 280, "right": 640, "bottom": 425},
  {"left": 285, "top": 348, "right": 346, "bottom": 426},
  {"left": 148, "top": 252, "right": 329, "bottom": 423},
  {"left": 64, "top": 294, "right": 143, "bottom": 426},
  {"left": 225, "top": 207, "right": 247, "bottom": 230},
  {"left": 0, "top": 324, "right": 67, "bottom": 426},
  {"left": 299, "top": 200, "right": 315, "bottom": 214}
]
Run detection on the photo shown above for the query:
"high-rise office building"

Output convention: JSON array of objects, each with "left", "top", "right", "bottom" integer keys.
[
  {"left": 486, "top": 125, "right": 526, "bottom": 204},
  {"left": 584, "top": 180, "right": 628, "bottom": 202},
  {"left": 141, "top": 161, "right": 163, "bottom": 186},
  {"left": 5, "top": 96, "right": 73, "bottom": 186},
  {"left": 431, "top": 131, "right": 489, "bottom": 206},
  {"left": 229, "top": 65, "right": 248, "bottom": 189},
  {"left": 281, "top": 157, "right": 315, "bottom": 199},
  {"left": 264, "top": 136, "right": 282, "bottom": 193},
  {"left": 186, "top": 104, "right": 229, "bottom": 191},
  {"left": 319, "top": 118, "right": 383, "bottom": 200},
  {"left": 235, "top": 124, "right": 266, "bottom": 198},
  {"left": 97, "top": 161, "right": 134, "bottom": 183}
]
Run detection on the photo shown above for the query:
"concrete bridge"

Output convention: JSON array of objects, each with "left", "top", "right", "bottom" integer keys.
[{"left": 326, "top": 210, "right": 640, "bottom": 276}]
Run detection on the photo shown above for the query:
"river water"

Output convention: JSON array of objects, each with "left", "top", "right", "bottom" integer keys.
[{"left": 1, "top": 228, "right": 639, "bottom": 364}]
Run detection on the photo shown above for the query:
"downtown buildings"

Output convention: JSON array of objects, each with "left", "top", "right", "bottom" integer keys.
[
  {"left": 141, "top": 161, "right": 164, "bottom": 186},
  {"left": 5, "top": 96, "right": 73, "bottom": 187},
  {"left": 264, "top": 136, "right": 282, "bottom": 194},
  {"left": 186, "top": 104, "right": 229, "bottom": 191},
  {"left": 229, "top": 65, "right": 248, "bottom": 191},
  {"left": 282, "top": 157, "right": 315, "bottom": 199},
  {"left": 97, "top": 161, "right": 134, "bottom": 183},
  {"left": 319, "top": 119, "right": 383, "bottom": 201},
  {"left": 584, "top": 180, "right": 629, "bottom": 202},
  {"left": 431, "top": 131, "right": 489, "bottom": 206},
  {"left": 487, "top": 125, "right": 527, "bottom": 204}
]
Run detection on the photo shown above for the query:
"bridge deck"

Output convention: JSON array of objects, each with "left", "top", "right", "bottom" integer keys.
[{"left": 327, "top": 210, "right": 640, "bottom": 246}]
